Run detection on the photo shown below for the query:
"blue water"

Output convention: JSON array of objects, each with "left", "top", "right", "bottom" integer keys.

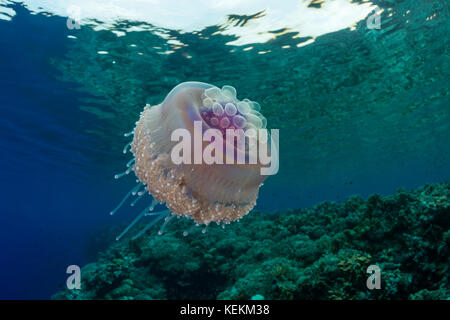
[
  {"left": 1, "top": 2, "right": 449, "bottom": 299},
  {"left": 0, "top": 5, "right": 120, "bottom": 298}
]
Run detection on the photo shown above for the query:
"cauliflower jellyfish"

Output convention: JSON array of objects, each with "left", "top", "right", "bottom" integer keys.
[{"left": 111, "top": 82, "right": 273, "bottom": 239}]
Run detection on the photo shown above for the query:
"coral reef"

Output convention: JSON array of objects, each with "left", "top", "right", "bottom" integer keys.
[{"left": 54, "top": 181, "right": 449, "bottom": 300}]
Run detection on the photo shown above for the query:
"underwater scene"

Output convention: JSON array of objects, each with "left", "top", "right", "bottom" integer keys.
[{"left": 0, "top": 0, "right": 449, "bottom": 301}]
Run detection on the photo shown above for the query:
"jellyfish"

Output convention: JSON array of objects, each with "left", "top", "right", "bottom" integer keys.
[{"left": 112, "top": 82, "right": 272, "bottom": 239}]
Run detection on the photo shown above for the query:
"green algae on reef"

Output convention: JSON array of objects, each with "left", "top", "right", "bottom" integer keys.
[{"left": 54, "top": 181, "right": 450, "bottom": 300}]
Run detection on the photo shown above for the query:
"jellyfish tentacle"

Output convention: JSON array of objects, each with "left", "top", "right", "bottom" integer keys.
[
  {"left": 110, "top": 183, "right": 142, "bottom": 215},
  {"left": 132, "top": 183, "right": 143, "bottom": 196},
  {"left": 149, "top": 198, "right": 158, "bottom": 211},
  {"left": 122, "top": 141, "right": 132, "bottom": 154},
  {"left": 130, "top": 192, "right": 146, "bottom": 206},
  {"left": 157, "top": 213, "right": 176, "bottom": 235},
  {"left": 144, "top": 211, "right": 165, "bottom": 217},
  {"left": 117, "top": 206, "right": 170, "bottom": 241},
  {"left": 116, "top": 205, "right": 150, "bottom": 241},
  {"left": 132, "top": 211, "right": 169, "bottom": 240},
  {"left": 114, "top": 171, "right": 127, "bottom": 179},
  {"left": 114, "top": 165, "right": 134, "bottom": 179},
  {"left": 182, "top": 223, "right": 198, "bottom": 237},
  {"left": 126, "top": 158, "right": 135, "bottom": 168}
]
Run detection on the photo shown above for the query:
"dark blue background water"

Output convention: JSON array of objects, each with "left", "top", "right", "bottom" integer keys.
[
  {"left": 0, "top": 6, "right": 133, "bottom": 299},
  {"left": 1, "top": 4, "right": 449, "bottom": 299}
]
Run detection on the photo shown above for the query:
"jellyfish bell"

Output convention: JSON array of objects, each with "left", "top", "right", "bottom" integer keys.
[{"left": 113, "top": 81, "right": 273, "bottom": 239}]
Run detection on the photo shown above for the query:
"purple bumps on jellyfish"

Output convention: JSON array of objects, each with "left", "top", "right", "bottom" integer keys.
[{"left": 131, "top": 82, "right": 269, "bottom": 225}]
